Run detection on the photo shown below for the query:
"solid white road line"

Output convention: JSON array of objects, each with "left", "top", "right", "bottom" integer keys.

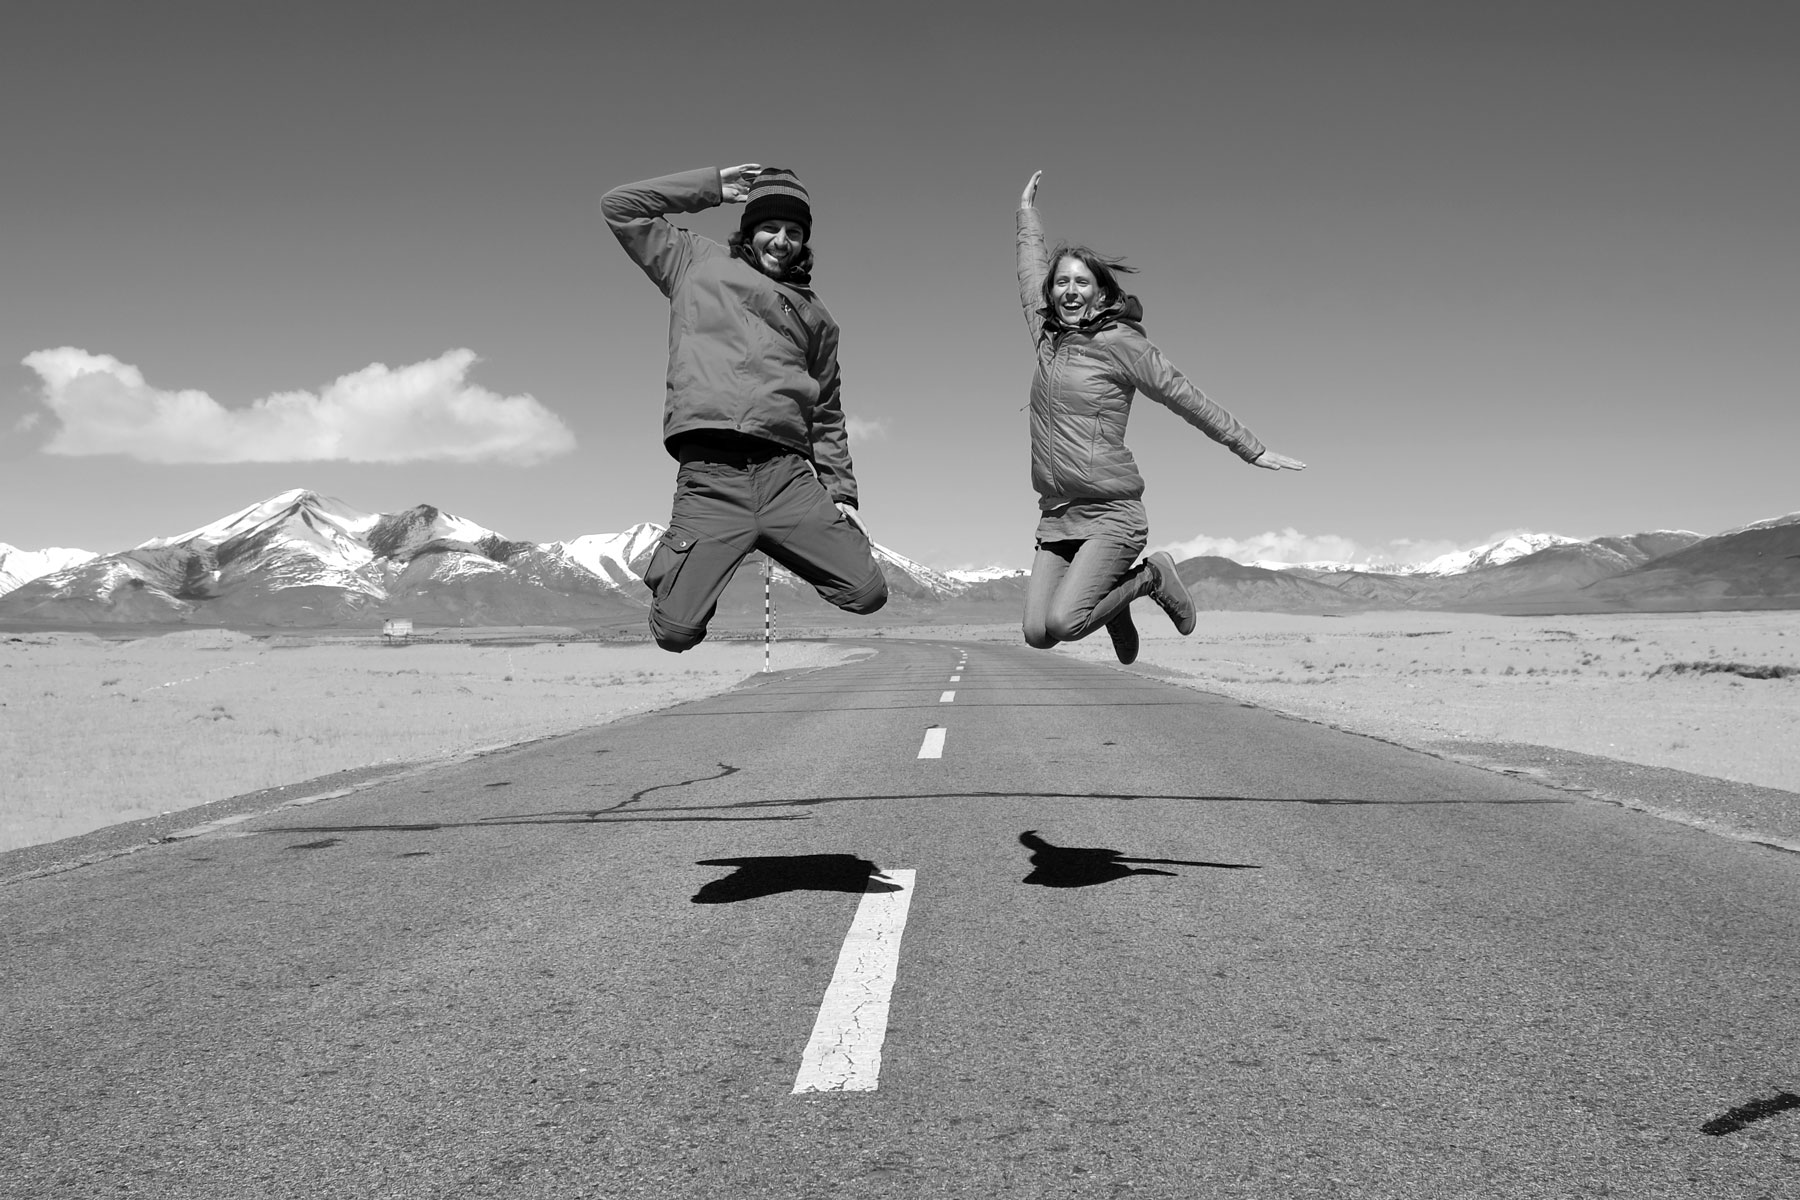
[
  {"left": 939, "top": 691, "right": 955, "bottom": 703},
  {"left": 917, "top": 727, "right": 946, "bottom": 758},
  {"left": 793, "top": 868, "right": 918, "bottom": 1094}
]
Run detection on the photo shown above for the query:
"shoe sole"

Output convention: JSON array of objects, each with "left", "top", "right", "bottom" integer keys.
[
  {"left": 1106, "top": 613, "right": 1139, "bottom": 665},
  {"left": 1148, "top": 552, "right": 1197, "bottom": 635}
]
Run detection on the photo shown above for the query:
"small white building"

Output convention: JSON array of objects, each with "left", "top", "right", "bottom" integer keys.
[{"left": 381, "top": 618, "right": 414, "bottom": 645}]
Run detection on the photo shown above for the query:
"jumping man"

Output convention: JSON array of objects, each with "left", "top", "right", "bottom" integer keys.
[{"left": 602, "top": 164, "right": 888, "bottom": 650}]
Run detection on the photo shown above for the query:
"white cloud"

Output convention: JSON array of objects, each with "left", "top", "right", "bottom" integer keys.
[
  {"left": 1150, "top": 527, "right": 1500, "bottom": 569},
  {"left": 1152, "top": 527, "right": 1366, "bottom": 566},
  {"left": 1373, "top": 537, "right": 1467, "bottom": 566},
  {"left": 845, "top": 416, "right": 889, "bottom": 442},
  {"left": 22, "top": 347, "right": 576, "bottom": 465}
]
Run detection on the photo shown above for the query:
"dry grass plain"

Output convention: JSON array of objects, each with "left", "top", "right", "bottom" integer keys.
[{"left": 0, "top": 630, "right": 860, "bottom": 852}]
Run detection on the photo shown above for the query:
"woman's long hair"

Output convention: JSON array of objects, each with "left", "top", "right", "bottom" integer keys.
[
  {"left": 729, "top": 228, "right": 815, "bottom": 286},
  {"left": 1040, "top": 244, "right": 1137, "bottom": 328}
]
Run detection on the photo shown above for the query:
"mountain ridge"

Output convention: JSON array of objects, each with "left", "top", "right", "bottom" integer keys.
[{"left": 3, "top": 490, "right": 1796, "bottom": 627}]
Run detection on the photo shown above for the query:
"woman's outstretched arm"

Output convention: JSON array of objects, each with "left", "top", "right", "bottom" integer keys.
[
  {"left": 1124, "top": 339, "right": 1309, "bottom": 471},
  {"left": 1017, "top": 170, "right": 1050, "bottom": 346}
]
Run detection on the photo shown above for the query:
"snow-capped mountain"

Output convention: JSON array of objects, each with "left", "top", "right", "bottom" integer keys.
[
  {"left": 0, "top": 490, "right": 978, "bottom": 627},
  {"left": 1249, "top": 558, "right": 1364, "bottom": 573},
  {"left": 0, "top": 490, "right": 644, "bottom": 626},
  {"left": 1, "top": 493, "right": 1791, "bottom": 626},
  {"left": 0, "top": 544, "right": 98, "bottom": 598},
  {"left": 1402, "top": 533, "right": 1584, "bottom": 576},
  {"left": 871, "top": 542, "right": 971, "bottom": 598},
  {"left": 543, "top": 523, "right": 665, "bottom": 589},
  {"left": 1725, "top": 511, "right": 1800, "bottom": 536},
  {"left": 1254, "top": 532, "right": 1591, "bottom": 577},
  {"left": 946, "top": 566, "right": 1031, "bottom": 583},
  {"left": 542, "top": 522, "right": 970, "bottom": 600},
  {"left": 139, "top": 487, "right": 391, "bottom": 600},
  {"left": 138, "top": 489, "right": 379, "bottom": 552}
]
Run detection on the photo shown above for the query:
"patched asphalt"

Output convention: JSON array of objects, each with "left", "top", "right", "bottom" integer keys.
[{"left": 5, "top": 639, "right": 1797, "bottom": 1198}]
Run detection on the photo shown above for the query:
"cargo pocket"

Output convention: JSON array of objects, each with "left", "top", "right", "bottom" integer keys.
[{"left": 643, "top": 529, "right": 699, "bottom": 600}]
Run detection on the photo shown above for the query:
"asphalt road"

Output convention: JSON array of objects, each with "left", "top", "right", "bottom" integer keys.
[{"left": 4, "top": 637, "right": 1797, "bottom": 1199}]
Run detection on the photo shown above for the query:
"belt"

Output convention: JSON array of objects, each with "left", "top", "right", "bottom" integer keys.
[{"left": 675, "top": 437, "right": 795, "bottom": 468}]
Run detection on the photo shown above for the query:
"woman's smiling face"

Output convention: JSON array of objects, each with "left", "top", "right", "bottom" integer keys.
[{"left": 1051, "top": 255, "right": 1101, "bottom": 325}]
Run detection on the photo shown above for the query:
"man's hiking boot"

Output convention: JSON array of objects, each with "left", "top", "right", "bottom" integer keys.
[
  {"left": 1105, "top": 610, "right": 1140, "bottom": 665},
  {"left": 1145, "top": 551, "right": 1196, "bottom": 635}
]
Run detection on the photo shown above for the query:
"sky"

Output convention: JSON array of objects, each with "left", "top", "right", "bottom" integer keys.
[{"left": 3, "top": 0, "right": 1796, "bottom": 571}]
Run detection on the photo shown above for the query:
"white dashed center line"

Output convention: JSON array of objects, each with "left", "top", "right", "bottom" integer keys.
[
  {"left": 939, "top": 691, "right": 955, "bottom": 703},
  {"left": 793, "top": 868, "right": 917, "bottom": 1093},
  {"left": 949, "top": 675, "right": 961, "bottom": 682},
  {"left": 917, "top": 727, "right": 946, "bottom": 758}
]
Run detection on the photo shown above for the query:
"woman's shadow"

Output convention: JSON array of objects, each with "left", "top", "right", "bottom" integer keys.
[{"left": 1019, "top": 830, "right": 1259, "bottom": 888}]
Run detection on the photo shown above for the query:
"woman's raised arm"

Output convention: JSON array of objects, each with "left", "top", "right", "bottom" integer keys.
[{"left": 1017, "top": 170, "right": 1050, "bottom": 345}]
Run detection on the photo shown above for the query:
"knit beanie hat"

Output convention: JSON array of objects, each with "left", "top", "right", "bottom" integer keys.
[{"left": 740, "top": 168, "right": 812, "bottom": 240}]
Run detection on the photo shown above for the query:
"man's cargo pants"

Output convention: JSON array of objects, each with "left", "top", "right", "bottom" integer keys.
[{"left": 643, "top": 444, "right": 889, "bottom": 652}]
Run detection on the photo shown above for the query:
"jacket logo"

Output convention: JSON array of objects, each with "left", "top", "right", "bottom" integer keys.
[{"left": 758, "top": 296, "right": 808, "bottom": 352}]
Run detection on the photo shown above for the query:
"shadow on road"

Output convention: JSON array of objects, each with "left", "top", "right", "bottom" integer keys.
[
  {"left": 691, "top": 854, "right": 901, "bottom": 904},
  {"left": 253, "top": 787, "right": 1565, "bottom": 841},
  {"left": 1019, "top": 830, "right": 1260, "bottom": 887},
  {"left": 719, "top": 789, "right": 1568, "bottom": 813}
]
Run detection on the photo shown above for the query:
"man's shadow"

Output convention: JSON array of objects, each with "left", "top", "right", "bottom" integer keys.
[
  {"left": 1020, "top": 830, "right": 1259, "bottom": 888},
  {"left": 692, "top": 854, "right": 901, "bottom": 904}
]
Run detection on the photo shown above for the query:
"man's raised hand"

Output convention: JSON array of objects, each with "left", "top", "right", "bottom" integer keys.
[
  {"left": 1253, "top": 451, "right": 1307, "bottom": 472},
  {"left": 721, "top": 164, "right": 764, "bottom": 203}
]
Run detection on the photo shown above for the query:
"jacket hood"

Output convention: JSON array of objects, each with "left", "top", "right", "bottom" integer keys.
[{"left": 1041, "top": 292, "right": 1144, "bottom": 335}]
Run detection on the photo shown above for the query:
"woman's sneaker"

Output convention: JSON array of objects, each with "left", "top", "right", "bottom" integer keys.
[
  {"left": 1145, "top": 552, "right": 1196, "bottom": 635},
  {"left": 1105, "top": 610, "right": 1139, "bottom": 664}
]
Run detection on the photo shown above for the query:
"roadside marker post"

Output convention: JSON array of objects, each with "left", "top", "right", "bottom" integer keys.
[{"left": 763, "top": 553, "right": 774, "bottom": 673}]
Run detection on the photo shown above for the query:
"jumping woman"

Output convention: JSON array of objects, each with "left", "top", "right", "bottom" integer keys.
[{"left": 1016, "top": 170, "right": 1306, "bottom": 664}]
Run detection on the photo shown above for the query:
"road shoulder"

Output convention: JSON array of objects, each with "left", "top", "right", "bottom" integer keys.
[{"left": 1110, "top": 658, "right": 1800, "bottom": 855}]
